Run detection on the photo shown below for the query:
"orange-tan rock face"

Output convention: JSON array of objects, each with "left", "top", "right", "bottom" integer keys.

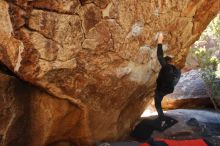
[
  {"left": 0, "top": 0, "right": 220, "bottom": 145},
  {"left": 0, "top": 73, "right": 87, "bottom": 146},
  {"left": 0, "top": 74, "right": 29, "bottom": 146}
]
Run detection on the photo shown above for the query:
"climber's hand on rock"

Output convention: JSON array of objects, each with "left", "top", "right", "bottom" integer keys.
[{"left": 157, "top": 32, "right": 164, "bottom": 44}]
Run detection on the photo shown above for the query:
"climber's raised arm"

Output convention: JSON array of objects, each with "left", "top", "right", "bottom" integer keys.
[{"left": 157, "top": 33, "right": 166, "bottom": 67}]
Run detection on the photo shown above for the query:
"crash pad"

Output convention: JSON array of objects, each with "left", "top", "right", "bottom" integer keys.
[
  {"left": 97, "top": 138, "right": 210, "bottom": 146},
  {"left": 153, "top": 138, "right": 209, "bottom": 146},
  {"left": 131, "top": 116, "right": 178, "bottom": 140}
]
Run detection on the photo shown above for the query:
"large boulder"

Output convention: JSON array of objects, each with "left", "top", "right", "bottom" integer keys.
[
  {"left": 0, "top": 0, "right": 220, "bottom": 145},
  {"left": 162, "top": 70, "right": 213, "bottom": 109}
]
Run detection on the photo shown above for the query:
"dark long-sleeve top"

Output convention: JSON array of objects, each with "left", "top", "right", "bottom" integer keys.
[
  {"left": 157, "top": 44, "right": 166, "bottom": 67},
  {"left": 156, "top": 44, "right": 176, "bottom": 94}
]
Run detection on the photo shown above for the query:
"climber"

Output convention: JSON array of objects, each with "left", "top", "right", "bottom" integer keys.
[{"left": 155, "top": 33, "right": 181, "bottom": 127}]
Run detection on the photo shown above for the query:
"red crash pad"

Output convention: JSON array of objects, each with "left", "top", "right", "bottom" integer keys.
[
  {"left": 139, "top": 144, "right": 150, "bottom": 146},
  {"left": 139, "top": 138, "right": 208, "bottom": 146}
]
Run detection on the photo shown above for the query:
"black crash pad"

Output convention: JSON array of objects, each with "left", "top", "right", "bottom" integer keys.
[
  {"left": 131, "top": 116, "right": 178, "bottom": 140},
  {"left": 97, "top": 141, "right": 168, "bottom": 146}
]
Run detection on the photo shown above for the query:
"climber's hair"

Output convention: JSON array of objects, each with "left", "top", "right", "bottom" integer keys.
[{"left": 164, "top": 56, "right": 172, "bottom": 64}]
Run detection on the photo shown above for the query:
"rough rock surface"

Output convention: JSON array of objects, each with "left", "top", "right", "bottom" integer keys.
[
  {"left": 0, "top": 73, "right": 88, "bottom": 146},
  {"left": 0, "top": 0, "right": 220, "bottom": 145},
  {"left": 0, "top": 74, "right": 29, "bottom": 146},
  {"left": 163, "top": 70, "right": 213, "bottom": 109}
]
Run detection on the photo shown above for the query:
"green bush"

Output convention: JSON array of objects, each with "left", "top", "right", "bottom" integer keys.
[{"left": 191, "top": 13, "right": 220, "bottom": 110}]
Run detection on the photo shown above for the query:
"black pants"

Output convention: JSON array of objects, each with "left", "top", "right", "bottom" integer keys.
[{"left": 154, "top": 90, "right": 167, "bottom": 120}]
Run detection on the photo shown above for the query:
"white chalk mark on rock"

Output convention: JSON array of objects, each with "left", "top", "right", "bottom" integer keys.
[
  {"left": 116, "top": 61, "right": 153, "bottom": 84},
  {"left": 162, "top": 44, "right": 169, "bottom": 51},
  {"left": 14, "top": 43, "right": 24, "bottom": 72},
  {"left": 127, "top": 21, "right": 144, "bottom": 38},
  {"left": 137, "top": 44, "right": 152, "bottom": 64},
  {"left": 153, "top": 8, "right": 160, "bottom": 17},
  {"left": 116, "top": 63, "right": 133, "bottom": 78},
  {"left": 139, "top": 44, "right": 151, "bottom": 54},
  {"left": 129, "top": 62, "right": 152, "bottom": 84}
]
